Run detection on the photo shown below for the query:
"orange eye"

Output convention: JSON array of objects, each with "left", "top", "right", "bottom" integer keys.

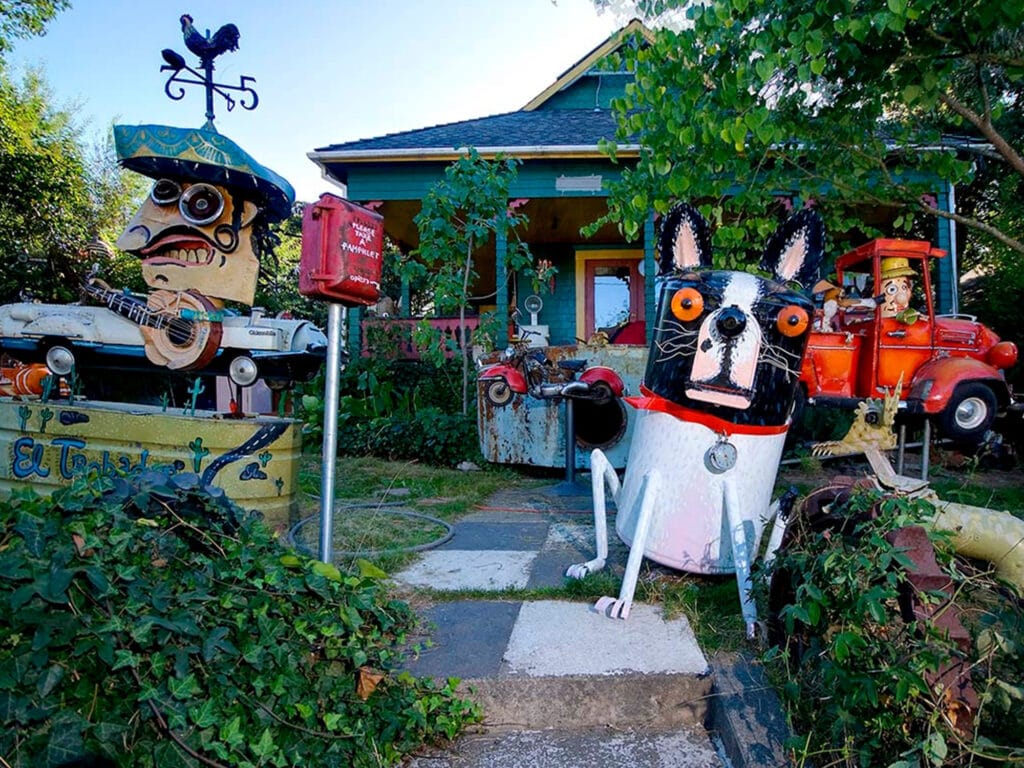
[
  {"left": 670, "top": 288, "right": 704, "bottom": 322},
  {"left": 777, "top": 305, "right": 809, "bottom": 337}
]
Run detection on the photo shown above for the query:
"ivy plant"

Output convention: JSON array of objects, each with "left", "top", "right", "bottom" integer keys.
[{"left": 0, "top": 468, "right": 480, "bottom": 767}]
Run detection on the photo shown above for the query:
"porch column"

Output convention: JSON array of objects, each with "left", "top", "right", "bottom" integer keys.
[
  {"left": 496, "top": 227, "right": 509, "bottom": 346},
  {"left": 347, "top": 307, "right": 362, "bottom": 355},
  {"left": 932, "top": 182, "right": 958, "bottom": 314},
  {"left": 644, "top": 212, "right": 657, "bottom": 346}
]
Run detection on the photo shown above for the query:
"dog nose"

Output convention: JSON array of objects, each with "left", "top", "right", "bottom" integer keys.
[{"left": 717, "top": 306, "right": 747, "bottom": 337}]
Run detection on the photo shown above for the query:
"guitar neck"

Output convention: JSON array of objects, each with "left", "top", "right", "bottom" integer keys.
[{"left": 84, "top": 283, "right": 180, "bottom": 330}]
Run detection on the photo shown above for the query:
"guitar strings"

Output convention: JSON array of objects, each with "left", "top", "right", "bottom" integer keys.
[{"left": 84, "top": 282, "right": 204, "bottom": 341}]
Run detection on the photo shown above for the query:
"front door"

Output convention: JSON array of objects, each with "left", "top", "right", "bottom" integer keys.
[{"left": 575, "top": 250, "right": 644, "bottom": 342}]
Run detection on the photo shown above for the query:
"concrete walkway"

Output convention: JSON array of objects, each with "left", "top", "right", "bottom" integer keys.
[{"left": 386, "top": 481, "right": 792, "bottom": 767}]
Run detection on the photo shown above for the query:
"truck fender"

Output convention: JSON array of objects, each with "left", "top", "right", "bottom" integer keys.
[
  {"left": 580, "top": 366, "right": 625, "bottom": 397},
  {"left": 909, "top": 357, "right": 1009, "bottom": 415}
]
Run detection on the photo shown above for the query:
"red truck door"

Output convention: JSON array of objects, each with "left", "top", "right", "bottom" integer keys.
[{"left": 875, "top": 314, "right": 933, "bottom": 393}]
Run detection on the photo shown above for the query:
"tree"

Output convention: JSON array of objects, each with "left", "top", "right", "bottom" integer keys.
[
  {"left": 0, "top": 64, "right": 95, "bottom": 302},
  {"left": 407, "top": 149, "right": 532, "bottom": 414},
  {"left": 0, "top": 0, "right": 69, "bottom": 57},
  {"left": 591, "top": 0, "right": 1024, "bottom": 266}
]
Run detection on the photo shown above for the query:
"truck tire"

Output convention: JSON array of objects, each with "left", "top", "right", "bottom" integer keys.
[{"left": 939, "top": 382, "right": 997, "bottom": 444}]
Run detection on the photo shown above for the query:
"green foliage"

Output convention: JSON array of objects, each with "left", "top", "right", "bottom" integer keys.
[
  {"left": 0, "top": 61, "right": 149, "bottom": 303},
  {"left": 595, "top": 0, "right": 1024, "bottom": 261},
  {"left": 0, "top": 64, "right": 93, "bottom": 301},
  {"left": 762, "top": 490, "right": 1024, "bottom": 765},
  {"left": 0, "top": 468, "right": 480, "bottom": 767},
  {"left": 408, "top": 148, "right": 533, "bottom": 413},
  {"left": 297, "top": 357, "right": 481, "bottom": 466},
  {"left": 0, "top": 0, "right": 69, "bottom": 57}
]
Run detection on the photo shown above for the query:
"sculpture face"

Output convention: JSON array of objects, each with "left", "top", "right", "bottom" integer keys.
[
  {"left": 116, "top": 178, "right": 261, "bottom": 305},
  {"left": 881, "top": 275, "right": 912, "bottom": 318}
]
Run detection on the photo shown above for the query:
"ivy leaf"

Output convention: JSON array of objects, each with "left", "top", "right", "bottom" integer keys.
[
  {"left": 312, "top": 561, "right": 342, "bottom": 582},
  {"left": 189, "top": 698, "right": 219, "bottom": 729},
  {"left": 168, "top": 673, "right": 201, "bottom": 700},
  {"left": 37, "top": 663, "right": 65, "bottom": 698},
  {"left": 251, "top": 727, "right": 276, "bottom": 759}
]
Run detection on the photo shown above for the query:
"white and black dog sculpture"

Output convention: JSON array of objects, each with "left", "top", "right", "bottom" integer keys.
[{"left": 567, "top": 202, "right": 824, "bottom": 637}]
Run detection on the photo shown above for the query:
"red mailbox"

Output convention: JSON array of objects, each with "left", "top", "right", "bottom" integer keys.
[{"left": 299, "top": 193, "right": 384, "bottom": 305}]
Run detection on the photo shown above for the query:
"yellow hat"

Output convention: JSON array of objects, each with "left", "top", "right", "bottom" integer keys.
[{"left": 880, "top": 257, "right": 916, "bottom": 280}]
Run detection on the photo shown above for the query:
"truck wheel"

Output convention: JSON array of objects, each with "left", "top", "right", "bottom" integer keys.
[
  {"left": 484, "top": 379, "right": 513, "bottom": 407},
  {"left": 939, "top": 383, "right": 997, "bottom": 444}
]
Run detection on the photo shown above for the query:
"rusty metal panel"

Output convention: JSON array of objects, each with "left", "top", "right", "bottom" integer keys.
[
  {"left": 477, "top": 344, "right": 648, "bottom": 469},
  {"left": 0, "top": 398, "right": 301, "bottom": 528}
]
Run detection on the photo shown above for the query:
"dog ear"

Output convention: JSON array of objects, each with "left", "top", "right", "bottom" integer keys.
[
  {"left": 658, "top": 203, "right": 712, "bottom": 275},
  {"left": 760, "top": 208, "right": 825, "bottom": 287}
]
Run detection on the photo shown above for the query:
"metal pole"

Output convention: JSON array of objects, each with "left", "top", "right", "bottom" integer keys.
[{"left": 319, "top": 302, "right": 346, "bottom": 563}]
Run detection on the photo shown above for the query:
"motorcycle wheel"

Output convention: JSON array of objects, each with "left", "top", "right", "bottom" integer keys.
[{"left": 485, "top": 379, "right": 514, "bottom": 407}]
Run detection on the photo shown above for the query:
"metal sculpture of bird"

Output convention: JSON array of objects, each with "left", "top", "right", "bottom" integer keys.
[{"left": 180, "top": 14, "right": 240, "bottom": 62}]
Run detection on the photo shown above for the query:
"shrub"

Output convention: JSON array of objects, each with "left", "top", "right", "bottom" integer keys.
[
  {"left": 0, "top": 469, "right": 480, "bottom": 767},
  {"left": 762, "top": 489, "right": 1024, "bottom": 766},
  {"left": 298, "top": 357, "right": 481, "bottom": 466}
]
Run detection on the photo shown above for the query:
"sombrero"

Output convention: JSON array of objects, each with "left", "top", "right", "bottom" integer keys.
[{"left": 114, "top": 124, "right": 295, "bottom": 222}]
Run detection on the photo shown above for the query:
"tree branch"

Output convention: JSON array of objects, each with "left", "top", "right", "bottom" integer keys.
[
  {"left": 938, "top": 92, "right": 1024, "bottom": 177},
  {"left": 919, "top": 202, "right": 1024, "bottom": 255}
]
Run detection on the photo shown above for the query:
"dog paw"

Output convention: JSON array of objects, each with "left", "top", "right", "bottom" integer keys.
[
  {"left": 565, "top": 559, "right": 605, "bottom": 580},
  {"left": 593, "top": 596, "right": 630, "bottom": 620}
]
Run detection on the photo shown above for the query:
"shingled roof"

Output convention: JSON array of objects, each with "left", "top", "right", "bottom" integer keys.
[{"left": 312, "top": 108, "right": 626, "bottom": 156}]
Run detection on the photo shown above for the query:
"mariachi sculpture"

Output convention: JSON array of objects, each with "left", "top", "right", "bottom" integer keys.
[
  {"left": 0, "top": 16, "right": 326, "bottom": 390},
  {"left": 567, "top": 202, "right": 824, "bottom": 637},
  {"left": 0, "top": 16, "right": 311, "bottom": 523}
]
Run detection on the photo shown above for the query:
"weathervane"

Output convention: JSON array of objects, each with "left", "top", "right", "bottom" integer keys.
[{"left": 160, "top": 14, "right": 258, "bottom": 129}]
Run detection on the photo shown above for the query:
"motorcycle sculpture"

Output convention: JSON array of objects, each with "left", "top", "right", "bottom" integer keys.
[{"left": 479, "top": 328, "right": 625, "bottom": 405}]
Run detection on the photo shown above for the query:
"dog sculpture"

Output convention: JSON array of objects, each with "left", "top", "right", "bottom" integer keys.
[{"left": 567, "top": 202, "right": 824, "bottom": 637}]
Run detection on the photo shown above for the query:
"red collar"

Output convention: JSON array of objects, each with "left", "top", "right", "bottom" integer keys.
[{"left": 624, "top": 384, "right": 790, "bottom": 436}]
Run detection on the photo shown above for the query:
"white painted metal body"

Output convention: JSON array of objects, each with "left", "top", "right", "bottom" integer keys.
[{"left": 614, "top": 409, "right": 784, "bottom": 574}]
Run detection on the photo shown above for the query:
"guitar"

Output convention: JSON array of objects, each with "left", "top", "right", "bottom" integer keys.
[{"left": 82, "top": 279, "right": 223, "bottom": 371}]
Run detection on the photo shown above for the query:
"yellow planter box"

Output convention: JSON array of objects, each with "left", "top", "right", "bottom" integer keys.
[{"left": 0, "top": 398, "right": 301, "bottom": 527}]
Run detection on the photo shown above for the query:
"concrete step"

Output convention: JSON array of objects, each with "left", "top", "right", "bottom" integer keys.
[
  {"left": 407, "top": 724, "right": 724, "bottom": 767},
  {"left": 404, "top": 600, "right": 711, "bottom": 730}
]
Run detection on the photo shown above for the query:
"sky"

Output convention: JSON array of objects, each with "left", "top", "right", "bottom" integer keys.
[{"left": 8, "top": 0, "right": 623, "bottom": 203}]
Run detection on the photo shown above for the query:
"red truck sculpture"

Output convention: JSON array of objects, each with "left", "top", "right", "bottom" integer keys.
[{"left": 800, "top": 238, "right": 1019, "bottom": 444}]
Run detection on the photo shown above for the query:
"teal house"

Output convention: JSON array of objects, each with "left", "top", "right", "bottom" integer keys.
[
  {"left": 306, "top": 20, "right": 964, "bottom": 469},
  {"left": 308, "top": 19, "right": 963, "bottom": 354},
  {"left": 308, "top": 20, "right": 659, "bottom": 353}
]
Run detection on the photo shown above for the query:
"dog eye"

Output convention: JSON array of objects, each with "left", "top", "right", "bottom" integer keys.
[
  {"left": 776, "top": 305, "right": 809, "bottom": 337},
  {"left": 670, "top": 287, "right": 704, "bottom": 321}
]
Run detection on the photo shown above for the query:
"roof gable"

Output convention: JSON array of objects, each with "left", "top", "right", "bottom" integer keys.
[{"left": 522, "top": 19, "right": 653, "bottom": 111}]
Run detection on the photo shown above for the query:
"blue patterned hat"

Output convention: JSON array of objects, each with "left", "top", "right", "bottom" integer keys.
[{"left": 114, "top": 124, "right": 295, "bottom": 221}]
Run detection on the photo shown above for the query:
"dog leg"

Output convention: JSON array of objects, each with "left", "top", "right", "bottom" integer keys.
[
  {"left": 566, "top": 449, "right": 620, "bottom": 580},
  {"left": 594, "top": 469, "right": 661, "bottom": 620},
  {"left": 762, "top": 498, "right": 787, "bottom": 569},
  {"left": 724, "top": 479, "right": 758, "bottom": 639}
]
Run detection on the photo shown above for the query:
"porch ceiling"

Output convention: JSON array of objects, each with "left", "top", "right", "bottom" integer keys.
[{"left": 374, "top": 196, "right": 630, "bottom": 255}]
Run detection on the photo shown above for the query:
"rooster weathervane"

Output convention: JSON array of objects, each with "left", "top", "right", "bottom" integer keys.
[{"left": 160, "top": 14, "right": 258, "bottom": 129}]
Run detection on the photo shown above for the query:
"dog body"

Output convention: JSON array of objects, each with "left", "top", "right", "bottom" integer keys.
[{"left": 568, "top": 203, "right": 823, "bottom": 635}]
